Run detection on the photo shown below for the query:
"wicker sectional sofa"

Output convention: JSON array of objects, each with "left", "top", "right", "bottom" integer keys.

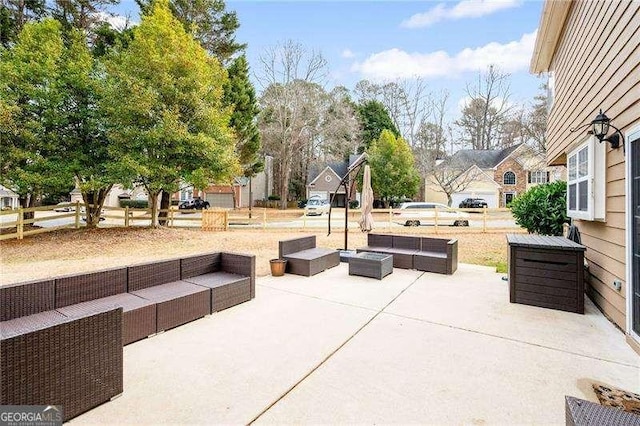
[
  {"left": 357, "top": 233, "right": 458, "bottom": 274},
  {"left": 0, "top": 251, "right": 255, "bottom": 421},
  {"left": 279, "top": 235, "right": 340, "bottom": 276}
]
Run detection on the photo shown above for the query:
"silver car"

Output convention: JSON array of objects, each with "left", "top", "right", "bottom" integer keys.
[{"left": 393, "top": 202, "right": 470, "bottom": 227}]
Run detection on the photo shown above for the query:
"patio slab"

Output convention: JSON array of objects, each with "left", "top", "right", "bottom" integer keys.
[
  {"left": 73, "top": 285, "right": 377, "bottom": 424},
  {"left": 72, "top": 263, "right": 639, "bottom": 425},
  {"left": 385, "top": 263, "right": 640, "bottom": 367},
  {"left": 256, "top": 312, "right": 639, "bottom": 424}
]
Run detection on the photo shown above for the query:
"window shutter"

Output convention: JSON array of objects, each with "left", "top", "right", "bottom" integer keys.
[
  {"left": 546, "top": 171, "right": 550, "bottom": 182},
  {"left": 528, "top": 172, "right": 531, "bottom": 183}
]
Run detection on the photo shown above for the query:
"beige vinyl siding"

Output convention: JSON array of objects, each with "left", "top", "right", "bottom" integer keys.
[{"left": 543, "top": 1, "right": 639, "bottom": 330}]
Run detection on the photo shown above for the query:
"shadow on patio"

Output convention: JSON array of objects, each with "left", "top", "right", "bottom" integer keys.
[{"left": 74, "top": 263, "right": 639, "bottom": 424}]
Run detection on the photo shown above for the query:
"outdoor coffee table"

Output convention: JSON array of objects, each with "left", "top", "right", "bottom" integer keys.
[{"left": 348, "top": 252, "right": 393, "bottom": 280}]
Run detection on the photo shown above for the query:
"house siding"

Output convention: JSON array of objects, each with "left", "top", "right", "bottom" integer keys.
[{"left": 543, "top": 0, "right": 639, "bottom": 330}]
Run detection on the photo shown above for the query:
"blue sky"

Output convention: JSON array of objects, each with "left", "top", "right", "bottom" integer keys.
[{"left": 111, "top": 0, "right": 546, "bottom": 116}]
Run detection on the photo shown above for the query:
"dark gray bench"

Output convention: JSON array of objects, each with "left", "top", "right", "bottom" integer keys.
[
  {"left": 279, "top": 235, "right": 340, "bottom": 276},
  {"left": 357, "top": 233, "right": 458, "bottom": 274}
]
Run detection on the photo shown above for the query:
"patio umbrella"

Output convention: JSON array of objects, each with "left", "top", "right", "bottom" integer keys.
[{"left": 359, "top": 164, "right": 374, "bottom": 232}]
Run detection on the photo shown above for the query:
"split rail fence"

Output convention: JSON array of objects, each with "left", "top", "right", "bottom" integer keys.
[{"left": 0, "top": 202, "right": 523, "bottom": 240}]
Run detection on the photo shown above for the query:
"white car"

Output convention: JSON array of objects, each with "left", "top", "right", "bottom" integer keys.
[
  {"left": 305, "top": 198, "right": 330, "bottom": 216},
  {"left": 393, "top": 202, "right": 470, "bottom": 227}
]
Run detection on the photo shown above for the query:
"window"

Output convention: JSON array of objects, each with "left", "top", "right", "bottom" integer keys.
[
  {"left": 529, "top": 170, "right": 549, "bottom": 184},
  {"left": 567, "top": 137, "right": 606, "bottom": 221},
  {"left": 180, "top": 188, "right": 193, "bottom": 201},
  {"left": 503, "top": 171, "right": 516, "bottom": 185}
]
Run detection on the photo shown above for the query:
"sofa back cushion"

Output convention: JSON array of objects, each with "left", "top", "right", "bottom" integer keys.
[
  {"left": 56, "top": 268, "right": 127, "bottom": 308},
  {"left": 0, "top": 279, "right": 55, "bottom": 321},
  {"left": 279, "top": 236, "right": 316, "bottom": 257},
  {"left": 393, "top": 235, "right": 421, "bottom": 250},
  {"left": 368, "top": 234, "right": 393, "bottom": 248},
  {"left": 128, "top": 259, "right": 181, "bottom": 291},
  {"left": 181, "top": 253, "right": 222, "bottom": 279},
  {"left": 421, "top": 237, "right": 448, "bottom": 253}
]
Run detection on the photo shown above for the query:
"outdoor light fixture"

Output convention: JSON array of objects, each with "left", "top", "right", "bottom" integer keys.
[{"left": 571, "top": 109, "right": 626, "bottom": 154}]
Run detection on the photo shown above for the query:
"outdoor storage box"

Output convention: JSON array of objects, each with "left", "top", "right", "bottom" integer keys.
[{"left": 507, "top": 234, "right": 586, "bottom": 314}]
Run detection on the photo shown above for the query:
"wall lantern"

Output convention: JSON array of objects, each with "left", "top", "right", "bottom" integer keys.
[{"left": 571, "top": 109, "right": 625, "bottom": 154}]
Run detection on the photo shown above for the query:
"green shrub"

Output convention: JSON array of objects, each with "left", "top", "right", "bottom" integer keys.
[
  {"left": 267, "top": 195, "right": 280, "bottom": 201},
  {"left": 349, "top": 200, "right": 360, "bottom": 209},
  {"left": 510, "top": 181, "right": 568, "bottom": 236},
  {"left": 120, "top": 199, "right": 148, "bottom": 209}
]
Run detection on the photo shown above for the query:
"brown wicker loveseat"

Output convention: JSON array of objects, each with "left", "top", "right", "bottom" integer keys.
[
  {"left": 279, "top": 235, "right": 340, "bottom": 276},
  {"left": 0, "top": 251, "right": 255, "bottom": 421},
  {"left": 357, "top": 233, "right": 458, "bottom": 274}
]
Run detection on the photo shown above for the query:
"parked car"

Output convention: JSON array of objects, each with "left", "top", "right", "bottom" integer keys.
[
  {"left": 458, "top": 198, "right": 488, "bottom": 209},
  {"left": 305, "top": 198, "right": 330, "bottom": 216},
  {"left": 178, "top": 198, "right": 210, "bottom": 210},
  {"left": 54, "top": 202, "right": 75, "bottom": 212},
  {"left": 393, "top": 202, "right": 470, "bottom": 227}
]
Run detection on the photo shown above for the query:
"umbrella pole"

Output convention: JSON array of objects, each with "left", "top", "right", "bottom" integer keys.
[{"left": 344, "top": 180, "right": 349, "bottom": 250}]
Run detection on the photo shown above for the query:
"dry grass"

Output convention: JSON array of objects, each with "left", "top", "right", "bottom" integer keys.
[{"left": 0, "top": 227, "right": 512, "bottom": 285}]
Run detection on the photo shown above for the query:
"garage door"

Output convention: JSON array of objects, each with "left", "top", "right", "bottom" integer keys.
[
  {"left": 205, "top": 193, "right": 234, "bottom": 209},
  {"left": 451, "top": 192, "right": 498, "bottom": 208}
]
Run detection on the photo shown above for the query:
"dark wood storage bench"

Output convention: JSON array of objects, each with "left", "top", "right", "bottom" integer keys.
[{"left": 507, "top": 234, "right": 586, "bottom": 314}]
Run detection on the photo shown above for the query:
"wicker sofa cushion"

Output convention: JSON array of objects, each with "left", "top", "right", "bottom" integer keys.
[
  {"left": 284, "top": 247, "right": 337, "bottom": 260},
  {"left": 184, "top": 272, "right": 247, "bottom": 289}
]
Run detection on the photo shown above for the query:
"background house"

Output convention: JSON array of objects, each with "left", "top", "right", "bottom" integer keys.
[
  {"left": 307, "top": 154, "right": 365, "bottom": 207},
  {"left": 425, "top": 144, "right": 563, "bottom": 207},
  {"left": 531, "top": 0, "right": 639, "bottom": 353},
  {"left": 0, "top": 185, "right": 19, "bottom": 210},
  {"left": 171, "top": 156, "right": 274, "bottom": 209}
]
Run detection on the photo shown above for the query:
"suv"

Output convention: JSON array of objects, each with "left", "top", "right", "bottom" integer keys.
[
  {"left": 459, "top": 198, "right": 488, "bottom": 209},
  {"left": 179, "top": 198, "right": 210, "bottom": 210},
  {"left": 305, "top": 198, "right": 330, "bottom": 216},
  {"left": 393, "top": 202, "right": 469, "bottom": 227}
]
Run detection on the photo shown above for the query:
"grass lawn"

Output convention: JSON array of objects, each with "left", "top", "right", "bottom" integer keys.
[{"left": 0, "top": 227, "right": 512, "bottom": 285}]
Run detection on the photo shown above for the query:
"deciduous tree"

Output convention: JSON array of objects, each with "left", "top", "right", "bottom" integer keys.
[
  {"left": 102, "top": 0, "right": 238, "bottom": 226},
  {"left": 455, "top": 65, "right": 512, "bottom": 150},
  {"left": 137, "top": 0, "right": 244, "bottom": 64},
  {"left": 256, "top": 40, "right": 327, "bottom": 208}
]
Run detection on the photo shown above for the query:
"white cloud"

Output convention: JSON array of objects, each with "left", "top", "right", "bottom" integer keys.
[
  {"left": 341, "top": 49, "right": 355, "bottom": 59},
  {"left": 401, "top": 0, "right": 522, "bottom": 29},
  {"left": 351, "top": 30, "right": 537, "bottom": 81},
  {"left": 93, "top": 12, "right": 136, "bottom": 30}
]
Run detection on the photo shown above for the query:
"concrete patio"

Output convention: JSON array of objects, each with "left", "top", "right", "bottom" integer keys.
[{"left": 74, "top": 263, "right": 639, "bottom": 425}]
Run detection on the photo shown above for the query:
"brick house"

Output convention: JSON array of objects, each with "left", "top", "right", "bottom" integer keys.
[{"left": 426, "top": 144, "right": 564, "bottom": 207}]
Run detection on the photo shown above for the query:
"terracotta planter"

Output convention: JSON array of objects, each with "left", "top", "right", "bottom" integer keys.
[{"left": 270, "top": 259, "right": 287, "bottom": 276}]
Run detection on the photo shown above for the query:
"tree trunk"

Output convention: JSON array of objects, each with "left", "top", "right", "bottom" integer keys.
[
  {"left": 149, "top": 191, "right": 160, "bottom": 228},
  {"left": 19, "top": 194, "right": 35, "bottom": 221},
  {"left": 82, "top": 185, "right": 112, "bottom": 228},
  {"left": 158, "top": 191, "right": 170, "bottom": 226}
]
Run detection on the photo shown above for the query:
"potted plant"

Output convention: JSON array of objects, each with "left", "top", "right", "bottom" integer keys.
[{"left": 269, "top": 258, "right": 287, "bottom": 276}]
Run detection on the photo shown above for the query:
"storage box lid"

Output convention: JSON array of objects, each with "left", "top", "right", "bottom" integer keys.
[{"left": 506, "top": 234, "right": 586, "bottom": 251}]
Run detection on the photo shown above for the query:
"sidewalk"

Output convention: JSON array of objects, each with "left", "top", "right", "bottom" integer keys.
[{"left": 74, "top": 263, "right": 639, "bottom": 425}]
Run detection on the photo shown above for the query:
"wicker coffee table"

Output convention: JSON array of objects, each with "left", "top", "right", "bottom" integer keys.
[{"left": 349, "top": 252, "right": 393, "bottom": 280}]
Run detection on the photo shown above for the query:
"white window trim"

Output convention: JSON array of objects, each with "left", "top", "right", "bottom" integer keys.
[
  {"left": 626, "top": 123, "right": 640, "bottom": 341},
  {"left": 566, "top": 136, "right": 606, "bottom": 221},
  {"left": 529, "top": 170, "right": 548, "bottom": 184},
  {"left": 503, "top": 171, "right": 516, "bottom": 185}
]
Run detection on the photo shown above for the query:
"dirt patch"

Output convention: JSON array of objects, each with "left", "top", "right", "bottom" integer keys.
[{"left": 0, "top": 227, "right": 513, "bottom": 285}]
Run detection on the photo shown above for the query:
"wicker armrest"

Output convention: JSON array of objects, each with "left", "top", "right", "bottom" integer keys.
[{"left": 0, "top": 308, "right": 123, "bottom": 422}]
